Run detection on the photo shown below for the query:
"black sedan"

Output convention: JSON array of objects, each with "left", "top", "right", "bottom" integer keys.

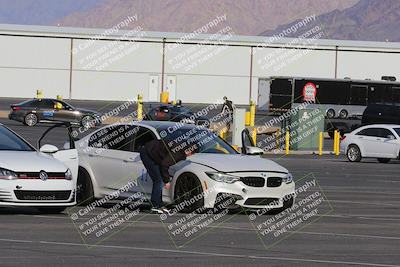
[
  {"left": 8, "top": 98, "right": 101, "bottom": 128},
  {"left": 144, "top": 104, "right": 210, "bottom": 127}
]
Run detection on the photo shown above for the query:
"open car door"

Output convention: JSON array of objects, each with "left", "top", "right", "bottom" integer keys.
[
  {"left": 241, "top": 128, "right": 264, "bottom": 155},
  {"left": 38, "top": 123, "right": 79, "bottom": 181}
]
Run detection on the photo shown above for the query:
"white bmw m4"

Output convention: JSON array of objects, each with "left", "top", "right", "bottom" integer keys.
[
  {"left": 0, "top": 123, "right": 78, "bottom": 213},
  {"left": 76, "top": 121, "right": 295, "bottom": 213}
]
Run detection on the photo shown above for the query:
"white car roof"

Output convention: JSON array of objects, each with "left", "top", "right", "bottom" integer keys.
[{"left": 360, "top": 124, "right": 400, "bottom": 128}]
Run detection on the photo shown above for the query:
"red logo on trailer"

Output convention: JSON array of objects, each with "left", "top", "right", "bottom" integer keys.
[{"left": 303, "top": 82, "right": 317, "bottom": 103}]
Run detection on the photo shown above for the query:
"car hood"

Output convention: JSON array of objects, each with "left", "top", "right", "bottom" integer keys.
[
  {"left": 0, "top": 151, "right": 68, "bottom": 173},
  {"left": 187, "top": 153, "right": 288, "bottom": 173}
]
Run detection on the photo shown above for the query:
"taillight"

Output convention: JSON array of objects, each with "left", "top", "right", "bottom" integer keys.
[
  {"left": 341, "top": 135, "right": 346, "bottom": 141},
  {"left": 11, "top": 106, "right": 21, "bottom": 111}
]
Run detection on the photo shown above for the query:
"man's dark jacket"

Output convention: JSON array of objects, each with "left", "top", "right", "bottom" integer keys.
[{"left": 144, "top": 139, "right": 187, "bottom": 183}]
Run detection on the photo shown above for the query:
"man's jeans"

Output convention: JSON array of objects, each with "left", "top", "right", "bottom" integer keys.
[{"left": 139, "top": 147, "right": 164, "bottom": 208}]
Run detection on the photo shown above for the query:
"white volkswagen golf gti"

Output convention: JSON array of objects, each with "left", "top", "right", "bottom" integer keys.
[
  {"left": 0, "top": 123, "right": 78, "bottom": 213},
  {"left": 76, "top": 121, "right": 295, "bottom": 213},
  {"left": 340, "top": 124, "right": 400, "bottom": 163}
]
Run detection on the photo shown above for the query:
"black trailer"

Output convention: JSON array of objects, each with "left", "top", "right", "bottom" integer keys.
[{"left": 258, "top": 76, "right": 400, "bottom": 119}]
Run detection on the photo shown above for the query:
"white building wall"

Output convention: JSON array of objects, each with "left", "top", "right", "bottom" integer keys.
[
  {"left": 252, "top": 47, "right": 336, "bottom": 78},
  {"left": 1, "top": 27, "right": 400, "bottom": 105},
  {"left": 164, "top": 44, "right": 251, "bottom": 104},
  {"left": 0, "top": 35, "right": 70, "bottom": 98},
  {"left": 336, "top": 50, "right": 400, "bottom": 80},
  {"left": 71, "top": 40, "right": 163, "bottom": 101}
]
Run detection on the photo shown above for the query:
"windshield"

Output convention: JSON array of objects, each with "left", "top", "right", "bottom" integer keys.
[
  {"left": 0, "top": 126, "right": 35, "bottom": 151},
  {"left": 394, "top": 128, "right": 400, "bottom": 137},
  {"left": 171, "top": 106, "right": 192, "bottom": 113},
  {"left": 159, "top": 127, "right": 238, "bottom": 155}
]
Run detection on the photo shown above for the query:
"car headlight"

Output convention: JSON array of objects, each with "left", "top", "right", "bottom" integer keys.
[
  {"left": 206, "top": 172, "right": 240, "bottom": 184},
  {"left": 0, "top": 168, "right": 18, "bottom": 180},
  {"left": 65, "top": 168, "right": 73, "bottom": 180},
  {"left": 283, "top": 173, "right": 293, "bottom": 184}
]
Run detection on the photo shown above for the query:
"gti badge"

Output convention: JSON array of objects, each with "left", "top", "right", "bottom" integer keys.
[{"left": 39, "top": 171, "right": 48, "bottom": 181}]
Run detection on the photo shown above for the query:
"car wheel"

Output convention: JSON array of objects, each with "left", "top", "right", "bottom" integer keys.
[
  {"left": 347, "top": 145, "right": 362, "bottom": 162},
  {"left": 24, "top": 113, "right": 38, "bottom": 127},
  {"left": 174, "top": 173, "right": 204, "bottom": 213},
  {"left": 339, "top": 109, "right": 348, "bottom": 119},
  {"left": 77, "top": 167, "right": 95, "bottom": 206},
  {"left": 326, "top": 109, "right": 336, "bottom": 119},
  {"left": 377, "top": 158, "right": 391, "bottom": 164},
  {"left": 37, "top": 207, "right": 67, "bottom": 214},
  {"left": 81, "top": 115, "right": 94, "bottom": 129}
]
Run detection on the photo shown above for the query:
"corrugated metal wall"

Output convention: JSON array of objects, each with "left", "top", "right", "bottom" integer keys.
[{"left": 0, "top": 32, "right": 399, "bottom": 105}]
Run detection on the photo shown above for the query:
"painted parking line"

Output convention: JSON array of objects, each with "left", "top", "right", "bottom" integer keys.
[
  {"left": 0, "top": 238, "right": 398, "bottom": 267},
  {"left": 21, "top": 214, "right": 400, "bottom": 241}
]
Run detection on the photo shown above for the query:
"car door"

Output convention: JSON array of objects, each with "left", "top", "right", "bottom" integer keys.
[
  {"left": 52, "top": 100, "right": 77, "bottom": 123},
  {"left": 85, "top": 125, "right": 142, "bottom": 195},
  {"left": 36, "top": 99, "right": 56, "bottom": 121},
  {"left": 38, "top": 124, "right": 79, "bottom": 182},
  {"left": 355, "top": 128, "right": 381, "bottom": 157},
  {"left": 377, "top": 128, "right": 399, "bottom": 158}
]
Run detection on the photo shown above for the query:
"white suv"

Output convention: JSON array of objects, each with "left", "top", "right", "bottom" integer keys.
[{"left": 340, "top": 124, "right": 400, "bottom": 163}]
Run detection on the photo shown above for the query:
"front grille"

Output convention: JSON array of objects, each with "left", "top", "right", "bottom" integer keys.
[
  {"left": 244, "top": 198, "right": 279, "bottom": 206},
  {"left": 267, "top": 177, "right": 282, "bottom": 187},
  {"left": 14, "top": 190, "right": 71, "bottom": 201},
  {"left": 240, "top": 177, "right": 265, "bottom": 187},
  {"left": 16, "top": 172, "right": 65, "bottom": 180}
]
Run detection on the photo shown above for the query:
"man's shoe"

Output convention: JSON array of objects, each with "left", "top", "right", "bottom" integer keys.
[
  {"left": 150, "top": 208, "right": 164, "bottom": 214},
  {"left": 161, "top": 207, "right": 172, "bottom": 215}
]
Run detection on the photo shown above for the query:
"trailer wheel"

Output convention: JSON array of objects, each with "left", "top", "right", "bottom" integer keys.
[
  {"left": 326, "top": 109, "right": 336, "bottom": 119},
  {"left": 339, "top": 109, "right": 348, "bottom": 119}
]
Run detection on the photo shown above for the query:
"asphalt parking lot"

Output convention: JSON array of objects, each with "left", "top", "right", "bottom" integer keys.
[
  {"left": 1, "top": 115, "right": 399, "bottom": 267},
  {"left": 0, "top": 102, "right": 399, "bottom": 267}
]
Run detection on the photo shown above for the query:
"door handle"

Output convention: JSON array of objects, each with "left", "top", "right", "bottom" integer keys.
[{"left": 123, "top": 157, "right": 137, "bottom": 163}]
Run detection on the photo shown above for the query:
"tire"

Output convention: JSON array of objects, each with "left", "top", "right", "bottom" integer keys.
[
  {"left": 174, "top": 173, "right": 204, "bottom": 213},
  {"left": 24, "top": 113, "right": 38, "bottom": 127},
  {"left": 81, "top": 115, "right": 94, "bottom": 129},
  {"left": 326, "top": 109, "right": 336, "bottom": 119},
  {"left": 347, "top": 145, "right": 362, "bottom": 162},
  {"left": 37, "top": 207, "right": 67, "bottom": 214},
  {"left": 76, "top": 167, "right": 95, "bottom": 206},
  {"left": 339, "top": 109, "right": 348, "bottom": 119},
  {"left": 377, "top": 158, "right": 391, "bottom": 164}
]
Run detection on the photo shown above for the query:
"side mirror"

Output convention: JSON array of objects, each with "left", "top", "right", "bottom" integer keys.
[
  {"left": 387, "top": 135, "right": 396, "bottom": 140},
  {"left": 40, "top": 144, "right": 59, "bottom": 154},
  {"left": 246, "top": 146, "right": 264, "bottom": 156}
]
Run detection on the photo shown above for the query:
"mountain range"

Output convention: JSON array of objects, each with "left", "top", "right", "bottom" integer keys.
[
  {"left": 1, "top": 0, "right": 399, "bottom": 42},
  {"left": 261, "top": 0, "right": 400, "bottom": 42}
]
